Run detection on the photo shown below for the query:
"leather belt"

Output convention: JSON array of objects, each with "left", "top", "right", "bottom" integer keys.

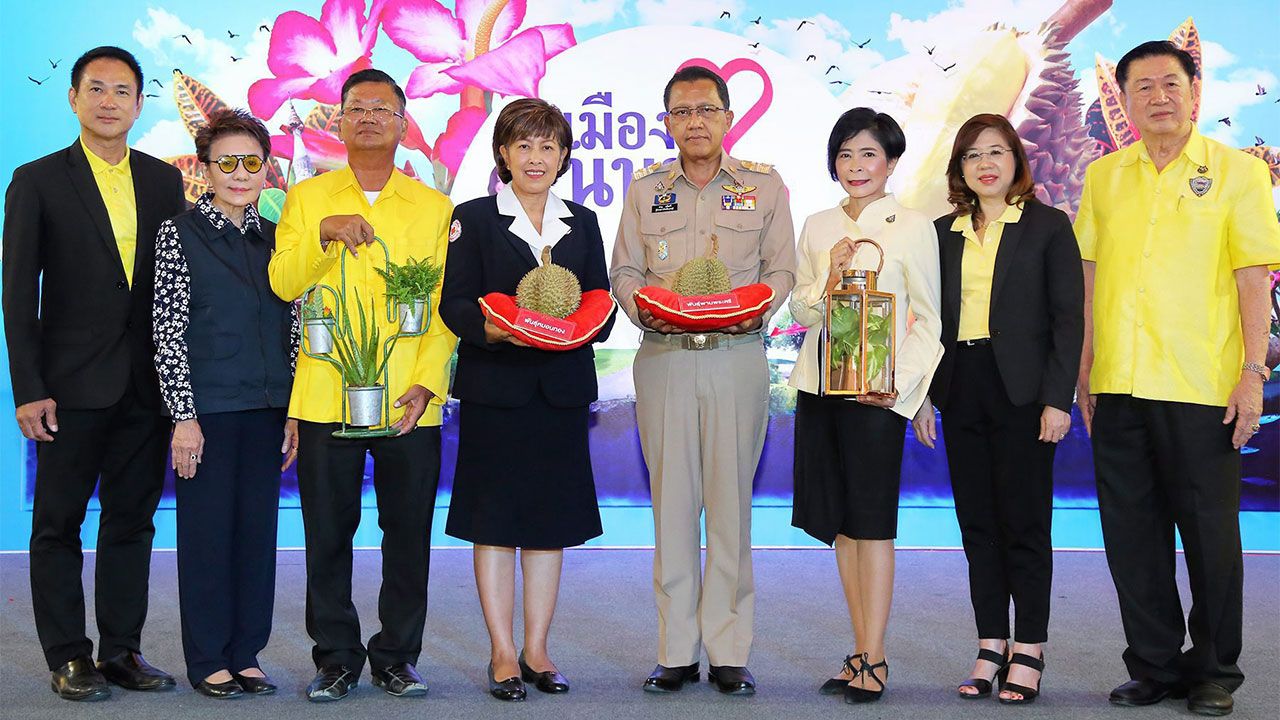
[
  {"left": 645, "top": 331, "right": 761, "bottom": 351},
  {"left": 958, "top": 337, "right": 992, "bottom": 347}
]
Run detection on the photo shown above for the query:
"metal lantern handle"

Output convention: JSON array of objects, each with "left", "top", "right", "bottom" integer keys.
[{"left": 848, "top": 237, "right": 886, "bottom": 274}]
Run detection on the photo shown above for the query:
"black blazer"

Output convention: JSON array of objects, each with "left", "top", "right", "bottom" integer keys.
[
  {"left": 929, "top": 200, "right": 1084, "bottom": 413},
  {"left": 2, "top": 140, "right": 185, "bottom": 410},
  {"left": 440, "top": 195, "right": 615, "bottom": 409}
]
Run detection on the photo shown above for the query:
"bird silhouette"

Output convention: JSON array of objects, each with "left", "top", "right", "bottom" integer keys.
[
  {"left": 806, "top": 54, "right": 817, "bottom": 62},
  {"left": 855, "top": 38, "right": 871, "bottom": 48},
  {"left": 230, "top": 56, "right": 243, "bottom": 62},
  {"left": 48, "top": 58, "right": 61, "bottom": 69},
  {"left": 150, "top": 78, "right": 164, "bottom": 88},
  {"left": 924, "top": 45, "right": 935, "bottom": 55},
  {"left": 829, "top": 80, "right": 850, "bottom": 86},
  {"left": 258, "top": 24, "right": 271, "bottom": 32},
  {"left": 934, "top": 60, "right": 957, "bottom": 72},
  {"left": 1256, "top": 136, "right": 1266, "bottom": 146},
  {"left": 747, "top": 41, "right": 761, "bottom": 48},
  {"left": 1218, "top": 117, "right": 1231, "bottom": 127},
  {"left": 227, "top": 30, "right": 239, "bottom": 39},
  {"left": 175, "top": 34, "right": 192, "bottom": 45},
  {"left": 797, "top": 20, "right": 813, "bottom": 31},
  {"left": 825, "top": 65, "right": 839, "bottom": 75},
  {"left": 1256, "top": 84, "right": 1267, "bottom": 96},
  {"left": 750, "top": 16, "right": 761, "bottom": 24},
  {"left": 719, "top": 11, "right": 730, "bottom": 19},
  {"left": 27, "top": 75, "right": 49, "bottom": 85},
  {"left": 869, "top": 90, "right": 892, "bottom": 95},
  {"left": 144, "top": 93, "right": 159, "bottom": 98}
]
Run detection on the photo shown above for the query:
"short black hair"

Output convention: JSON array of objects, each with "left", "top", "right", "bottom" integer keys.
[
  {"left": 826, "top": 107, "right": 906, "bottom": 180},
  {"left": 341, "top": 68, "right": 407, "bottom": 111},
  {"left": 663, "top": 66, "right": 730, "bottom": 111},
  {"left": 71, "top": 46, "right": 143, "bottom": 94},
  {"left": 1115, "top": 40, "right": 1197, "bottom": 90},
  {"left": 195, "top": 108, "right": 272, "bottom": 163}
]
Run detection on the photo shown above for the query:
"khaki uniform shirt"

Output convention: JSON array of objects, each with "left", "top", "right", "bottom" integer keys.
[{"left": 610, "top": 153, "right": 796, "bottom": 328}]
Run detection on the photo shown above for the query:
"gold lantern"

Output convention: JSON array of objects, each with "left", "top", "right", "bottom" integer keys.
[{"left": 820, "top": 238, "right": 896, "bottom": 396}]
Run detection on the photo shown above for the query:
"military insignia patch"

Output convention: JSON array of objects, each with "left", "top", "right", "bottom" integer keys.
[
  {"left": 1188, "top": 176, "right": 1212, "bottom": 197},
  {"left": 449, "top": 219, "right": 462, "bottom": 242},
  {"left": 652, "top": 192, "right": 678, "bottom": 213},
  {"left": 721, "top": 194, "right": 756, "bottom": 211},
  {"left": 657, "top": 240, "right": 669, "bottom": 261}
]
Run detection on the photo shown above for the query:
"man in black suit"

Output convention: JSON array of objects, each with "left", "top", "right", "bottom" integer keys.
[{"left": 2, "top": 46, "right": 185, "bottom": 701}]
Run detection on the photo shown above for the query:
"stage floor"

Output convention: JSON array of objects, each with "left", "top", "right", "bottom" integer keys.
[{"left": 1, "top": 549, "right": 1276, "bottom": 719}]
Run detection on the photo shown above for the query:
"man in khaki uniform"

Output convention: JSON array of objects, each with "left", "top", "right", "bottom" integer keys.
[{"left": 610, "top": 66, "right": 796, "bottom": 695}]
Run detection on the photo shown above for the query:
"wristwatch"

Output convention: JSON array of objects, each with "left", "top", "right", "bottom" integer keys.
[{"left": 1242, "top": 362, "right": 1272, "bottom": 381}]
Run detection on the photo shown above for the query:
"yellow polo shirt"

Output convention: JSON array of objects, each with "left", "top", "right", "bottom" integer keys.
[
  {"left": 81, "top": 138, "right": 138, "bottom": 286},
  {"left": 953, "top": 203, "right": 1023, "bottom": 341},
  {"left": 1074, "top": 128, "right": 1280, "bottom": 406},
  {"left": 269, "top": 167, "right": 457, "bottom": 426}
]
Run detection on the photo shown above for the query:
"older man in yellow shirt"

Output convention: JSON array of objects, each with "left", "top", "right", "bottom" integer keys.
[
  {"left": 1075, "top": 42, "right": 1280, "bottom": 717},
  {"left": 269, "top": 69, "right": 455, "bottom": 703}
]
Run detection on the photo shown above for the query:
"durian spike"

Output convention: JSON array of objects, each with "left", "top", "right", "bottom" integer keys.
[{"left": 540, "top": 246, "right": 553, "bottom": 266}]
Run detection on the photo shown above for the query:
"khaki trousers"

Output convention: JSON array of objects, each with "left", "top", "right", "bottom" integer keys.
[{"left": 633, "top": 333, "right": 770, "bottom": 667}]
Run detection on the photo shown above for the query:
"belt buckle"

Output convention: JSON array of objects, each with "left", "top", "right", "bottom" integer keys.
[{"left": 684, "top": 333, "right": 713, "bottom": 350}]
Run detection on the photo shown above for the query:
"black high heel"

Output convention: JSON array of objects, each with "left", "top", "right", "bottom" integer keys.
[
  {"left": 957, "top": 646, "right": 1009, "bottom": 699},
  {"left": 844, "top": 654, "right": 888, "bottom": 704},
  {"left": 998, "top": 652, "right": 1045, "bottom": 705},
  {"left": 819, "top": 655, "right": 858, "bottom": 695}
]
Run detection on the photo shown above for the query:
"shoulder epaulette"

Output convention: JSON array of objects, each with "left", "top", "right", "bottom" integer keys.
[
  {"left": 632, "top": 161, "right": 667, "bottom": 181},
  {"left": 737, "top": 159, "right": 774, "bottom": 174}
]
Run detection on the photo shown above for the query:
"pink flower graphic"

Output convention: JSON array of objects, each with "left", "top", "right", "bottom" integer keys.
[
  {"left": 248, "top": 0, "right": 383, "bottom": 118},
  {"left": 380, "top": 0, "right": 574, "bottom": 100}
]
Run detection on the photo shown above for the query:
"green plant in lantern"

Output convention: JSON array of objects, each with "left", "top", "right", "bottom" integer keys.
[{"left": 830, "top": 306, "right": 892, "bottom": 387}]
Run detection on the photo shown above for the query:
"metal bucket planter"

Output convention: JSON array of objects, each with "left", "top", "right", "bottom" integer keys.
[
  {"left": 346, "top": 386, "right": 385, "bottom": 427},
  {"left": 396, "top": 299, "right": 426, "bottom": 333},
  {"left": 305, "top": 318, "right": 336, "bottom": 354}
]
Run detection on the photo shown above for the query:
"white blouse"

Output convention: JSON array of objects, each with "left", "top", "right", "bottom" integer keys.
[
  {"left": 496, "top": 184, "right": 573, "bottom": 258},
  {"left": 787, "top": 194, "right": 943, "bottom": 419}
]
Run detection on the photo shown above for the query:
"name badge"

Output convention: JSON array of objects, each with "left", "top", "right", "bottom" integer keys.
[{"left": 652, "top": 191, "right": 678, "bottom": 213}]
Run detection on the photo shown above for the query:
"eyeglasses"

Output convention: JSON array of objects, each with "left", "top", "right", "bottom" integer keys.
[
  {"left": 960, "top": 147, "right": 1012, "bottom": 165},
  {"left": 212, "top": 154, "right": 264, "bottom": 174},
  {"left": 340, "top": 106, "right": 405, "bottom": 122},
  {"left": 667, "top": 105, "right": 727, "bottom": 122}
]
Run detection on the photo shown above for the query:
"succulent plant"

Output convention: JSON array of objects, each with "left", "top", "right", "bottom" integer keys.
[
  {"left": 516, "top": 246, "right": 582, "bottom": 318},
  {"left": 672, "top": 234, "right": 732, "bottom": 296}
]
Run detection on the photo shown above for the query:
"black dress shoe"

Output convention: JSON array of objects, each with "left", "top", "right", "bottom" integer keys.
[
  {"left": 194, "top": 678, "right": 244, "bottom": 699},
  {"left": 1187, "top": 682, "right": 1233, "bottom": 716},
  {"left": 708, "top": 665, "right": 756, "bottom": 695},
  {"left": 307, "top": 665, "right": 358, "bottom": 702},
  {"left": 820, "top": 655, "right": 858, "bottom": 695},
  {"left": 519, "top": 653, "right": 569, "bottom": 694},
  {"left": 97, "top": 651, "right": 177, "bottom": 691},
  {"left": 1109, "top": 678, "right": 1186, "bottom": 706},
  {"left": 50, "top": 657, "right": 111, "bottom": 701},
  {"left": 372, "top": 662, "right": 429, "bottom": 697},
  {"left": 643, "top": 663, "right": 699, "bottom": 693},
  {"left": 488, "top": 662, "right": 526, "bottom": 701},
  {"left": 232, "top": 672, "right": 277, "bottom": 695}
]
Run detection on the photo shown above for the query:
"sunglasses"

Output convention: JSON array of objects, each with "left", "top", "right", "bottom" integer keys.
[{"left": 212, "top": 154, "right": 264, "bottom": 174}]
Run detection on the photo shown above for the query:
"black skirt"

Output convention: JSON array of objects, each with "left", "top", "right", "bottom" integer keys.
[
  {"left": 792, "top": 390, "right": 907, "bottom": 543},
  {"left": 446, "top": 393, "right": 602, "bottom": 548}
]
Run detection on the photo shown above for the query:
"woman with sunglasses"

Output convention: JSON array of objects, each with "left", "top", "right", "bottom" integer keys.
[{"left": 152, "top": 108, "right": 298, "bottom": 698}]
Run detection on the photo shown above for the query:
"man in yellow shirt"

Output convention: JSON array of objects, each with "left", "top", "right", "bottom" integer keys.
[
  {"left": 268, "top": 69, "right": 456, "bottom": 702},
  {"left": 1075, "top": 41, "right": 1280, "bottom": 717}
]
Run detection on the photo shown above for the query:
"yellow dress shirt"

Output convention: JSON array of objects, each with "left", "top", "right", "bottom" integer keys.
[
  {"left": 1074, "top": 128, "right": 1280, "bottom": 406},
  {"left": 81, "top": 138, "right": 138, "bottom": 286},
  {"left": 953, "top": 203, "right": 1024, "bottom": 341},
  {"left": 269, "top": 167, "right": 457, "bottom": 426}
]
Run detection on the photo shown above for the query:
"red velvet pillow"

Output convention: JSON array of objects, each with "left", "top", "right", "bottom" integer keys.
[
  {"left": 479, "top": 289, "right": 616, "bottom": 351},
  {"left": 633, "top": 283, "right": 775, "bottom": 332}
]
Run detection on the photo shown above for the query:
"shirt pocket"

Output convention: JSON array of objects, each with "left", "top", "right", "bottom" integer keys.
[
  {"left": 712, "top": 210, "right": 764, "bottom": 273},
  {"left": 1177, "top": 193, "right": 1228, "bottom": 238},
  {"left": 639, "top": 213, "right": 688, "bottom": 274}
]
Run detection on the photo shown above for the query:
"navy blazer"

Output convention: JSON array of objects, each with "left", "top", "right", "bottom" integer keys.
[
  {"left": 929, "top": 200, "right": 1084, "bottom": 413},
  {"left": 440, "top": 194, "right": 615, "bottom": 408}
]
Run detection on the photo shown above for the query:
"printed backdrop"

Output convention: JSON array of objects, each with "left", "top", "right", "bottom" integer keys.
[{"left": 1, "top": 0, "right": 1277, "bottom": 550}]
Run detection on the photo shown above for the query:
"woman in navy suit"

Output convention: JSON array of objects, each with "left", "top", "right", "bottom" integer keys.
[
  {"left": 440, "top": 98, "right": 615, "bottom": 701},
  {"left": 913, "top": 114, "right": 1083, "bottom": 705}
]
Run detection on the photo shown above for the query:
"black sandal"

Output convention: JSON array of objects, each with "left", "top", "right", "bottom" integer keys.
[
  {"left": 957, "top": 647, "right": 1008, "bottom": 699},
  {"left": 844, "top": 654, "right": 888, "bottom": 704},
  {"left": 999, "top": 652, "right": 1045, "bottom": 705},
  {"left": 819, "top": 655, "right": 858, "bottom": 695}
]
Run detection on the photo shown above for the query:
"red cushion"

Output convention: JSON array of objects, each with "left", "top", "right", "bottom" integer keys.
[
  {"left": 633, "top": 283, "right": 775, "bottom": 332},
  {"left": 479, "top": 289, "right": 616, "bottom": 351}
]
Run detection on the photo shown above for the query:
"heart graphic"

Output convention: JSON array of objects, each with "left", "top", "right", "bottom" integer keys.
[{"left": 677, "top": 57, "right": 773, "bottom": 154}]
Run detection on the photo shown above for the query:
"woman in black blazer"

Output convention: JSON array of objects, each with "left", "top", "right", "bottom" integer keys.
[
  {"left": 913, "top": 114, "right": 1083, "bottom": 705},
  {"left": 439, "top": 98, "right": 615, "bottom": 701}
]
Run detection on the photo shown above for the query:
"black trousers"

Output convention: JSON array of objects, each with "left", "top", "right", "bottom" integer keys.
[
  {"left": 175, "top": 408, "right": 284, "bottom": 686},
  {"left": 296, "top": 421, "right": 441, "bottom": 671},
  {"left": 941, "top": 345, "right": 1055, "bottom": 643},
  {"left": 29, "top": 382, "right": 169, "bottom": 669},
  {"left": 1093, "top": 394, "right": 1244, "bottom": 690}
]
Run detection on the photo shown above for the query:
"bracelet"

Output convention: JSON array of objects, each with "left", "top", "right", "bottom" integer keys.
[{"left": 1242, "top": 361, "right": 1271, "bottom": 381}]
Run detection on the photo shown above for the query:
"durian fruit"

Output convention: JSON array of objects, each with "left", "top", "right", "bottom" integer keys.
[
  {"left": 841, "top": 0, "right": 1106, "bottom": 219},
  {"left": 672, "top": 234, "right": 731, "bottom": 296},
  {"left": 516, "top": 246, "right": 582, "bottom": 318}
]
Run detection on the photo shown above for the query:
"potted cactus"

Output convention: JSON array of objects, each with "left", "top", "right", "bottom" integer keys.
[
  {"left": 331, "top": 290, "right": 398, "bottom": 427},
  {"left": 375, "top": 256, "right": 443, "bottom": 334},
  {"left": 302, "top": 291, "right": 336, "bottom": 354}
]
